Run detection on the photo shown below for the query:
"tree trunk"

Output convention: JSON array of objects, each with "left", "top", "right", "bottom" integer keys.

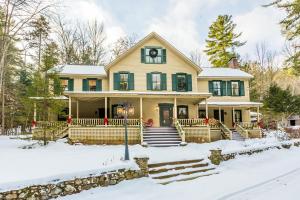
[{"left": 1, "top": 81, "right": 5, "bottom": 135}]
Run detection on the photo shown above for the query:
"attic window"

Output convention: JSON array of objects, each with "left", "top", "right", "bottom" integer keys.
[{"left": 141, "top": 47, "right": 166, "bottom": 64}]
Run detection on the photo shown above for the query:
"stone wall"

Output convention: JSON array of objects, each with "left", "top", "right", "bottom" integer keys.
[{"left": 0, "top": 157, "right": 149, "bottom": 200}]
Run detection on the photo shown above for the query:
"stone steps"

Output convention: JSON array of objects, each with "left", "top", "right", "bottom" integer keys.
[
  {"left": 143, "top": 127, "right": 182, "bottom": 147},
  {"left": 148, "top": 158, "right": 218, "bottom": 184}
]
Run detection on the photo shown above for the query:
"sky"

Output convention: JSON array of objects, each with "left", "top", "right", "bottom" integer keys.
[{"left": 60, "top": 0, "right": 286, "bottom": 66}]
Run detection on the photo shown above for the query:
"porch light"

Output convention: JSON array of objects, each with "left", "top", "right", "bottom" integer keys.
[
  {"left": 117, "top": 105, "right": 124, "bottom": 116},
  {"left": 128, "top": 105, "right": 135, "bottom": 116}
]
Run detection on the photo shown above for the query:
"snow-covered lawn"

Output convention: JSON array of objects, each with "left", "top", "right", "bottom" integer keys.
[
  {"left": 57, "top": 148, "right": 300, "bottom": 200},
  {"left": 0, "top": 133, "right": 283, "bottom": 186}
]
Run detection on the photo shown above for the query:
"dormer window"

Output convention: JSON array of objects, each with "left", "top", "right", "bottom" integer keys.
[{"left": 141, "top": 47, "right": 166, "bottom": 64}]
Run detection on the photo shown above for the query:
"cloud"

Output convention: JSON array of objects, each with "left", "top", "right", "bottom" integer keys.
[{"left": 233, "top": 6, "right": 286, "bottom": 60}]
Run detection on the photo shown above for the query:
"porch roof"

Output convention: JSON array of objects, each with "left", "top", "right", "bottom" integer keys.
[
  {"left": 65, "top": 91, "right": 211, "bottom": 99},
  {"left": 199, "top": 101, "right": 263, "bottom": 107}
]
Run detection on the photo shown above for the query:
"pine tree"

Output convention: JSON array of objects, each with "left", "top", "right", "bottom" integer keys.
[{"left": 204, "top": 15, "right": 246, "bottom": 67}]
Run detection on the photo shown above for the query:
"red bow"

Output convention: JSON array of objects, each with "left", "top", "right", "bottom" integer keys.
[
  {"left": 67, "top": 116, "right": 72, "bottom": 124},
  {"left": 31, "top": 120, "right": 36, "bottom": 127},
  {"left": 104, "top": 117, "right": 108, "bottom": 125},
  {"left": 205, "top": 117, "right": 209, "bottom": 125}
]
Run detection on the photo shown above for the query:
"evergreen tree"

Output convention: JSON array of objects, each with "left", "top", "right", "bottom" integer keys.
[{"left": 204, "top": 15, "right": 246, "bottom": 67}]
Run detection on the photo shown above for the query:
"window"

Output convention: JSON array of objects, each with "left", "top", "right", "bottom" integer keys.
[
  {"left": 152, "top": 73, "right": 161, "bottom": 90},
  {"left": 231, "top": 81, "right": 239, "bottom": 96},
  {"left": 212, "top": 81, "right": 221, "bottom": 96},
  {"left": 290, "top": 120, "right": 296, "bottom": 126},
  {"left": 145, "top": 48, "right": 163, "bottom": 64},
  {"left": 177, "top": 106, "right": 188, "bottom": 119},
  {"left": 177, "top": 74, "right": 187, "bottom": 91},
  {"left": 198, "top": 110, "right": 206, "bottom": 118},
  {"left": 60, "top": 79, "right": 68, "bottom": 91},
  {"left": 120, "top": 73, "right": 129, "bottom": 90},
  {"left": 88, "top": 79, "right": 97, "bottom": 91}
]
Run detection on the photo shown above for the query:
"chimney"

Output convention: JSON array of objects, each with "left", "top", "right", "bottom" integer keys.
[{"left": 228, "top": 57, "right": 239, "bottom": 69}]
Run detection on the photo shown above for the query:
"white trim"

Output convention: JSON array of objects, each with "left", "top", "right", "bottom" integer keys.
[{"left": 199, "top": 101, "right": 263, "bottom": 106}]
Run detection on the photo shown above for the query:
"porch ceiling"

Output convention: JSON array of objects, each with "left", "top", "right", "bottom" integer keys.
[{"left": 199, "top": 101, "right": 263, "bottom": 107}]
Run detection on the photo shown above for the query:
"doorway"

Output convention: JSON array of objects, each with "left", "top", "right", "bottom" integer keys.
[
  {"left": 233, "top": 110, "right": 242, "bottom": 123},
  {"left": 159, "top": 104, "right": 173, "bottom": 127}
]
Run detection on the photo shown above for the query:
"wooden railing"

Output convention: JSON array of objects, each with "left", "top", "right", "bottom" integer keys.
[
  {"left": 237, "top": 122, "right": 259, "bottom": 130},
  {"left": 174, "top": 119, "right": 185, "bottom": 143},
  {"left": 34, "top": 121, "right": 68, "bottom": 140},
  {"left": 219, "top": 122, "right": 232, "bottom": 140},
  {"left": 236, "top": 123, "right": 249, "bottom": 139},
  {"left": 139, "top": 118, "right": 144, "bottom": 143},
  {"left": 178, "top": 119, "right": 206, "bottom": 127},
  {"left": 72, "top": 118, "right": 140, "bottom": 127}
]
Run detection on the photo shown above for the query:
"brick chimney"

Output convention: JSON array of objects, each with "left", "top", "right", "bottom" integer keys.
[{"left": 228, "top": 57, "right": 239, "bottom": 69}]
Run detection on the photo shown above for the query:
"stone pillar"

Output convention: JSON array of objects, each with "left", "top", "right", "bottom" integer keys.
[
  {"left": 209, "top": 149, "right": 222, "bottom": 165},
  {"left": 134, "top": 157, "right": 149, "bottom": 176}
]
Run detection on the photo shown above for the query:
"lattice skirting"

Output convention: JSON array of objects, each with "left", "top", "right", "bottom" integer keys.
[
  {"left": 68, "top": 127, "right": 140, "bottom": 145},
  {"left": 248, "top": 129, "right": 262, "bottom": 138}
]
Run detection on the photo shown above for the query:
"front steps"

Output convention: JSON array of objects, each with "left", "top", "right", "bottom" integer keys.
[
  {"left": 143, "top": 127, "right": 182, "bottom": 147},
  {"left": 148, "top": 159, "right": 218, "bottom": 184},
  {"left": 231, "top": 129, "right": 245, "bottom": 141}
]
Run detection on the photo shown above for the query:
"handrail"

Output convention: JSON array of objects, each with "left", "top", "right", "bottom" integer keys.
[
  {"left": 219, "top": 122, "right": 232, "bottom": 140},
  {"left": 71, "top": 118, "right": 140, "bottom": 127},
  {"left": 34, "top": 121, "right": 68, "bottom": 140},
  {"left": 177, "top": 119, "right": 206, "bottom": 127},
  {"left": 174, "top": 119, "right": 185, "bottom": 142},
  {"left": 237, "top": 122, "right": 259, "bottom": 130},
  {"left": 139, "top": 118, "right": 144, "bottom": 143},
  {"left": 236, "top": 123, "right": 249, "bottom": 139}
]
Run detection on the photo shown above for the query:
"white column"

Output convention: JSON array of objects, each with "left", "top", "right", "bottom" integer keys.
[
  {"left": 232, "top": 107, "right": 235, "bottom": 124},
  {"left": 196, "top": 103, "right": 199, "bottom": 118},
  {"left": 174, "top": 97, "right": 177, "bottom": 120},
  {"left": 105, "top": 97, "right": 108, "bottom": 118},
  {"left": 219, "top": 106, "right": 221, "bottom": 122},
  {"left": 33, "top": 102, "right": 37, "bottom": 122},
  {"left": 76, "top": 100, "right": 79, "bottom": 120},
  {"left": 68, "top": 97, "right": 72, "bottom": 118},
  {"left": 205, "top": 98, "right": 208, "bottom": 119},
  {"left": 140, "top": 97, "right": 143, "bottom": 120},
  {"left": 257, "top": 106, "right": 260, "bottom": 122}
]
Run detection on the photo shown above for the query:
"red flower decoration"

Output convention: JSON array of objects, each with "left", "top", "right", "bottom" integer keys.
[
  {"left": 104, "top": 117, "right": 108, "bottom": 125},
  {"left": 67, "top": 116, "right": 72, "bottom": 124}
]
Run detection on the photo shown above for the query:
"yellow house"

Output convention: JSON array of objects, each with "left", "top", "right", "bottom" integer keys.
[{"left": 33, "top": 32, "right": 262, "bottom": 146}]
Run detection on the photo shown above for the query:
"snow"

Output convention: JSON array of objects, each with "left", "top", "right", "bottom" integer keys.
[
  {"left": 57, "top": 148, "right": 300, "bottom": 200},
  {"left": 199, "top": 101, "right": 262, "bottom": 106},
  {"left": 199, "top": 67, "right": 253, "bottom": 78},
  {"left": 52, "top": 65, "right": 106, "bottom": 76}
]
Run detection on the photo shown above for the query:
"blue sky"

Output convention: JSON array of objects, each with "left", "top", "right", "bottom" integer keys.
[{"left": 62, "top": 0, "right": 286, "bottom": 66}]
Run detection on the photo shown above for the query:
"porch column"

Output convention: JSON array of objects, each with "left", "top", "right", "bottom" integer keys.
[
  {"left": 257, "top": 106, "right": 260, "bottom": 122},
  {"left": 33, "top": 102, "right": 37, "bottom": 129},
  {"left": 205, "top": 98, "right": 208, "bottom": 119},
  {"left": 76, "top": 100, "right": 79, "bottom": 120},
  {"left": 174, "top": 97, "right": 177, "bottom": 120},
  {"left": 139, "top": 97, "right": 143, "bottom": 119},
  {"left": 104, "top": 97, "right": 108, "bottom": 118},
  {"left": 196, "top": 103, "right": 199, "bottom": 118},
  {"left": 68, "top": 97, "right": 72, "bottom": 118},
  {"left": 232, "top": 107, "right": 235, "bottom": 124},
  {"left": 219, "top": 106, "right": 221, "bottom": 122}
]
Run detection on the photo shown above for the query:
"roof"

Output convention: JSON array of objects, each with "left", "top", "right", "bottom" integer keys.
[
  {"left": 198, "top": 67, "right": 253, "bottom": 79},
  {"left": 199, "top": 101, "right": 262, "bottom": 107},
  {"left": 288, "top": 115, "right": 300, "bottom": 120},
  {"left": 52, "top": 65, "right": 107, "bottom": 77},
  {"left": 105, "top": 32, "right": 201, "bottom": 73}
]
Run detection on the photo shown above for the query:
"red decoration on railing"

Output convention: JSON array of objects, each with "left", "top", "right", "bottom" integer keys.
[
  {"left": 104, "top": 117, "right": 108, "bottom": 125},
  {"left": 205, "top": 117, "right": 209, "bottom": 125},
  {"left": 31, "top": 120, "right": 36, "bottom": 128},
  {"left": 67, "top": 116, "right": 72, "bottom": 124}
]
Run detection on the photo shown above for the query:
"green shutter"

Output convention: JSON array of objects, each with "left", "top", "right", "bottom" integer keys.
[
  {"left": 141, "top": 48, "right": 145, "bottom": 63},
  {"left": 187, "top": 74, "right": 192, "bottom": 91},
  {"left": 162, "top": 49, "right": 167, "bottom": 63},
  {"left": 208, "top": 81, "right": 213, "bottom": 93},
  {"left": 227, "top": 81, "right": 232, "bottom": 96},
  {"left": 239, "top": 81, "right": 245, "bottom": 96},
  {"left": 82, "top": 79, "right": 89, "bottom": 91},
  {"left": 54, "top": 78, "right": 61, "bottom": 95},
  {"left": 161, "top": 73, "right": 167, "bottom": 90},
  {"left": 113, "top": 73, "right": 120, "bottom": 90},
  {"left": 172, "top": 74, "right": 177, "bottom": 91},
  {"left": 128, "top": 73, "right": 134, "bottom": 90},
  {"left": 221, "top": 81, "right": 226, "bottom": 96},
  {"left": 146, "top": 73, "right": 152, "bottom": 90},
  {"left": 96, "top": 79, "right": 102, "bottom": 91},
  {"left": 68, "top": 79, "right": 74, "bottom": 91}
]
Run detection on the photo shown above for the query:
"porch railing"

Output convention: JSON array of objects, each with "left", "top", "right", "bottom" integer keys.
[
  {"left": 236, "top": 123, "right": 249, "bottom": 139},
  {"left": 175, "top": 119, "right": 185, "bottom": 143},
  {"left": 178, "top": 119, "right": 206, "bottom": 127},
  {"left": 72, "top": 118, "right": 140, "bottom": 127},
  {"left": 219, "top": 122, "right": 232, "bottom": 140},
  {"left": 34, "top": 121, "right": 68, "bottom": 140},
  {"left": 237, "top": 122, "right": 259, "bottom": 129}
]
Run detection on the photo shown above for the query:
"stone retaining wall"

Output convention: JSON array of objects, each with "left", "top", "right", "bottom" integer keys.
[{"left": 0, "top": 157, "right": 149, "bottom": 200}]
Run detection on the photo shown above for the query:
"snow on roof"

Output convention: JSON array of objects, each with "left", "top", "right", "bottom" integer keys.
[
  {"left": 52, "top": 65, "right": 106, "bottom": 76},
  {"left": 199, "top": 67, "right": 253, "bottom": 78},
  {"left": 199, "top": 101, "right": 262, "bottom": 106}
]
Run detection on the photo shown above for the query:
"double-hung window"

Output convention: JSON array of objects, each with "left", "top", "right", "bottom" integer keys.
[
  {"left": 152, "top": 73, "right": 161, "bottom": 90},
  {"left": 212, "top": 81, "right": 221, "bottom": 96},
  {"left": 231, "top": 81, "right": 240, "bottom": 96},
  {"left": 60, "top": 79, "right": 69, "bottom": 91},
  {"left": 177, "top": 74, "right": 187, "bottom": 92},
  {"left": 120, "top": 73, "right": 129, "bottom": 91},
  {"left": 88, "top": 79, "right": 97, "bottom": 91}
]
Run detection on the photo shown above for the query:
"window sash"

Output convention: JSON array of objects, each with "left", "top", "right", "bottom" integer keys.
[
  {"left": 231, "top": 81, "right": 239, "bottom": 96},
  {"left": 60, "top": 79, "right": 68, "bottom": 91},
  {"left": 88, "top": 80, "right": 97, "bottom": 91},
  {"left": 212, "top": 81, "right": 221, "bottom": 96},
  {"left": 120, "top": 73, "right": 129, "bottom": 90},
  {"left": 177, "top": 75, "right": 186, "bottom": 91},
  {"left": 145, "top": 48, "right": 163, "bottom": 64},
  {"left": 152, "top": 73, "right": 161, "bottom": 90}
]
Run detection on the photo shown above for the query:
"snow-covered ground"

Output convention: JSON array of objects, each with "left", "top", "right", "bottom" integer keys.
[
  {"left": 1, "top": 131, "right": 299, "bottom": 199},
  {"left": 57, "top": 148, "right": 300, "bottom": 200}
]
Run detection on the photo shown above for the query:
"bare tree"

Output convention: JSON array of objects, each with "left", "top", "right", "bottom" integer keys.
[
  {"left": 0, "top": 0, "right": 57, "bottom": 134},
  {"left": 111, "top": 33, "right": 138, "bottom": 60},
  {"left": 190, "top": 49, "right": 203, "bottom": 67}
]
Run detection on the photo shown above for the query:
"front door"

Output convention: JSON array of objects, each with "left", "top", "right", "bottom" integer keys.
[
  {"left": 233, "top": 110, "right": 242, "bottom": 123},
  {"left": 159, "top": 104, "right": 173, "bottom": 127},
  {"left": 214, "top": 109, "right": 224, "bottom": 122}
]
